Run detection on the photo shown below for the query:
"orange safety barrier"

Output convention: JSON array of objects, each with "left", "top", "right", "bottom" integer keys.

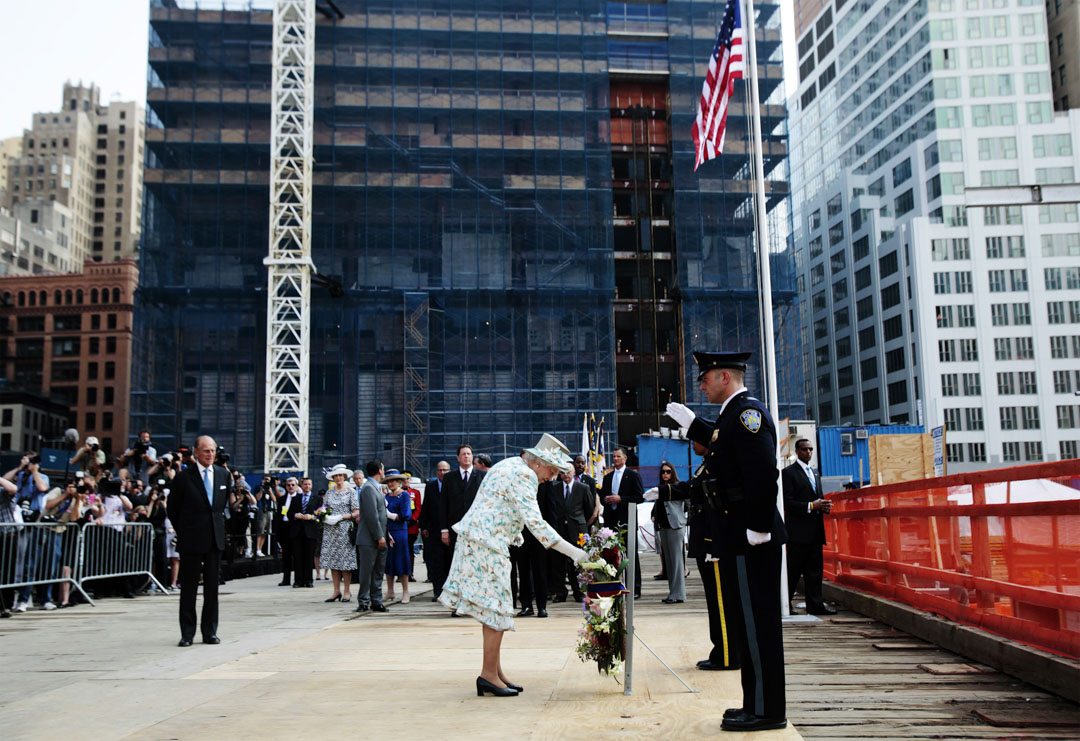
[{"left": 822, "top": 460, "right": 1080, "bottom": 659}]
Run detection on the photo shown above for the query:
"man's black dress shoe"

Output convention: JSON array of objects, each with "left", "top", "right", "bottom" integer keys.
[
  {"left": 476, "top": 676, "right": 518, "bottom": 697},
  {"left": 721, "top": 714, "right": 787, "bottom": 732},
  {"left": 517, "top": 607, "right": 534, "bottom": 617},
  {"left": 652, "top": 573, "right": 667, "bottom": 581},
  {"left": 431, "top": 595, "right": 441, "bottom": 602},
  {"left": 661, "top": 598, "right": 684, "bottom": 604},
  {"left": 698, "top": 660, "right": 739, "bottom": 671},
  {"left": 278, "top": 580, "right": 291, "bottom": 587},
  {"left": 536, "top": 609, "right": 548, "bottom": 618},
  {"left": 551, "top": 595, "right": 566, "bottom": 603},
  {"left": 723, "top": 708, "right": 749, "bottom": 719},
  {"left": 808, "top": 605, "right": 838, "bottom": 615},
  {"left": 633, "top": 592, "right": 641, "bottom": 599},
  {"left": 177, "top": 638, "right": 193, "bottom": 647},
  {"left": 292, "top": 583, "right": 303, "bottom": 588},
  {"left": 371, "top": 602, "right": 388, "bottom": 612},
  {"left": 355, "top": 603, "right": 370, "bottom": 612},
  {"left": 203, "top": 635, "right": 221, "bottom": 645}
]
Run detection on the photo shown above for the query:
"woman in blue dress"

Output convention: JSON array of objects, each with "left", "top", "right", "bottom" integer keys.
[{"left": 383, "top": 471, "right": 413, "bottom": 603}]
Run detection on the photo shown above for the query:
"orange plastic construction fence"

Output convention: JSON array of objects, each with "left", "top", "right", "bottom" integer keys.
[{"left": 823, "top": 459, "right": 1080, "bottom": 659}]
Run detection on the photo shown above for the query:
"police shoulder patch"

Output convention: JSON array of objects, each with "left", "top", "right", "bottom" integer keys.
[{"left": 739, "top": 409, "right": 762, "bottom": 433}]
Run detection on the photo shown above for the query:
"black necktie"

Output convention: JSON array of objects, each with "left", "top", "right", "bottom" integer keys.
[
  {"left": 302, "top": 493, "right": 309, "bottom": 510},
  {"left": 463, "top": 470, "right": 468, "bottom": 484},
  {"left": 564, "top": 484, "right": 570, "bottom": 500}
]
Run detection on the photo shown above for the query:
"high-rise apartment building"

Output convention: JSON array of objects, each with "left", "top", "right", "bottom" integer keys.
[
  {"left": 0, "top": 259, "right": 139, "bottom": 456},
  {"left": 134, "top": 0, "right": 799, "bottom": 473},
  {"left": 0, "top": 137, "right": 21, "bottom": 202},
  {"left": 1048, "top": 0, "right": 1080, "bottom": 110},
  {"left": 790, "top": 0, "right": 1080, "bottom": 470},
  {"left": 0, "top": 200, "right": 74, "bottom": 276},
  {"left": 4, "top": 83, "right": 145, "bottom": 266}
]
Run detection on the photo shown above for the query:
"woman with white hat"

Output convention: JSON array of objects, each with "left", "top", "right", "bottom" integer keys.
[
  {"left": 321, "top": 464, "right": 360, "bottom": 602},
  {"left": 438, "top": 434, "right": 589, "bottom": 697}
]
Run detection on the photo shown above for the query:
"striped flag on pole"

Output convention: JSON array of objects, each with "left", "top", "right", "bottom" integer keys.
[{"left": 692, "top": 0, "right": 745, "bottom": 171}]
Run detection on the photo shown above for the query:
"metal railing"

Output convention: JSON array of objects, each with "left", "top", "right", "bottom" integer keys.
[
  {"left": 0, "top": 521, "right": 168, "bottom": 607},
  {"left": 824, "top": 460, "right": 1080, "bottom": 659}
]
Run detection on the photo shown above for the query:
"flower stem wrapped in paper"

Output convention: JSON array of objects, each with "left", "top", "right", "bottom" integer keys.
[{"left": 574, "top": 526, "right": 629, "bottom": 676}]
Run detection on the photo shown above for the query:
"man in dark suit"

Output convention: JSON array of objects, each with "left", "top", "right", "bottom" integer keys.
[
  {"left": 600, "top": 446, "right": 644, "bottom": 597},
  {"left": 667, "top": 351, "right": 788, "bottom": 732},
  {"left": 547, "top": 469, "right": 593, "bottom": 602},
  {"left": 572, "top": 454, "right": 601, "bottom": 527},
  {"left": 290, "top": 477, "right": 323, "bottom": 588},
  {"left": 419, "top": 460, "right": 450, "bottom": 600},
  {"left": 517, "top": 480, "right": 557, "bottom": 617},
  {"left": 438, "top": 445, "right": 485, "bottom": 553},
  {"left": 782, "top": 438, "right": 835, "bottom": 615},
  {"left": 166, "top": 435, "right": 228, "bottom": 647}
]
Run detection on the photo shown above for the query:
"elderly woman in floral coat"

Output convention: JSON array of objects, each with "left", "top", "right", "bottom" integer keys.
[{"left": 439, "top": 434, "right": 588, "bottom": 697}]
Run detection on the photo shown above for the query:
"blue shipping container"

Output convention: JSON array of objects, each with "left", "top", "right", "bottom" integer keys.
[{"left": 817, "top": 425, "right": 924, "bottom": 485}]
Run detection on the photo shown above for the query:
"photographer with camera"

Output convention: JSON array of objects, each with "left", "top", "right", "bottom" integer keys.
[
  {"left": 3, "top": 453, "right": 54, "bottom": 612},
  {"left": 0, "top": 474, "right": 20, "bottom": 616},
  {"left": 70, "top": 437, "right": 109, "bottom": 478},
  {"left": 228, "top": 473, "right": 256, "bottom": 560},
  {"left": 147, "top": 481, "right": 171, "bottom": 592},
  {"left": 147, "top": 451, "right": 181, "bottom": 484},
  {"left": 119, "top": 430, "right": 158, "bottom": 486},
  {"left": 253, "top": 476, "right": 278, "bottom": 558},
  {"left": 39, "top": 479, "right": 95, "bottom": 608}
]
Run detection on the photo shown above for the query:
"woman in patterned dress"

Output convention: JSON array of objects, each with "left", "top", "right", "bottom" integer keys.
[
  {"left": 321, "top": 464, "right": 360, "bottom": 602},
  {"left": 439, "top": 434, "right": 588, "bottom": 697}
]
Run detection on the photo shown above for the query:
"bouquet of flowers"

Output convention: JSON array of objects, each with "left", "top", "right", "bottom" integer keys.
[
  {"left": 313, "top": 505, "right": 329, "bottom": 523},
  {"left": 574, "top": 526, "right": 628, "bottom": 676}
]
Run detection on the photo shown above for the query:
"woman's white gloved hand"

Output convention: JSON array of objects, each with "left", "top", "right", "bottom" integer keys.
[
  {"left": 644, "top": 487, "right": 659, "bottom": 502},
  {"left": 553, "top": 539, "right": 589, "bottom": 565}
]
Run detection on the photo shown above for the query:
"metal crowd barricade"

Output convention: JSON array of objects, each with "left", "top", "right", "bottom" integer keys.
[
  {"left": 79, "top": 522, "right": 169, "bottom": 597},
  {"left": 0, "top": 521, "right": 94, "bottom": 606}
]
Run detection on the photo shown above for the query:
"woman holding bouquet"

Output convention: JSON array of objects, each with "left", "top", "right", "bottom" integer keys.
[
  {"left": 321, "top": 464, "right": 359, "bottom": 602},
  {"left": 439, "top": 434, "right": 588, "bottom": 697}
]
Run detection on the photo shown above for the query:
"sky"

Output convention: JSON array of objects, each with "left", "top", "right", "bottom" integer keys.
[
  {"left": 0, "top": 0, "right": 150, "bottom": 139},
  {"left": 0, "top": 0, "right": 798, "bottom": 140}
]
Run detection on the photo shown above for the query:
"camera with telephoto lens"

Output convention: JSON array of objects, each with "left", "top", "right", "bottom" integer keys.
[
  {"left": 215, "top": 447, "right": 230, "bottom": 466},
  {"left": 131, "top": 440, "right": 149, "bottom": 457},
  {"left": 25, "top": 454, "right": 42, "bottom": 466}
]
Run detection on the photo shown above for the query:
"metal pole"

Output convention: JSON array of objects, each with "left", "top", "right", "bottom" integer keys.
[
  {"left": 743, "top": 0, "right": 789, "bottom": 617},
  {"left": 623, "top": 502, "right": 636, "bottom": 695}
]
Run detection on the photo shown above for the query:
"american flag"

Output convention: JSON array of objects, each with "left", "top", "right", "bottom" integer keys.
[{"left": 693, "top": 0, "right": 745, "bottom": 171}]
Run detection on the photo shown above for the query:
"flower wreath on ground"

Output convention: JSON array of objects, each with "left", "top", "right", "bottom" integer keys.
[{"left": 575, "top": 525, "right": 629, "bottom": 676}]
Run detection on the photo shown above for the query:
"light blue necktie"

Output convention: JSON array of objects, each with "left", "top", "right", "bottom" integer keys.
[
  {"left": 203, "top": 467, "right": 213, "bottom": 506},
  {"left": 805, "top": 465, "right": 816, "bottom": 492}
]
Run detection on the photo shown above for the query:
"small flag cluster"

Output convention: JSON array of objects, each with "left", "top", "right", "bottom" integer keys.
[{"left": 581, "top": 413, "right": 606, "bottom": 487}]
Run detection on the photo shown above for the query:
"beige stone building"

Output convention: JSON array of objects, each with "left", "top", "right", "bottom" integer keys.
[
  {"left": 0, "top": 137, "right": 21, "bottom": 202},
  {"left": 0, "top": 200, "right": 74, "bottom": 276},
  {"left": 1048, "top": 0, "right": 1080, "bottom": 110},
  {"left": 4, "top": 83, "right": 144, "bottom": 267}
]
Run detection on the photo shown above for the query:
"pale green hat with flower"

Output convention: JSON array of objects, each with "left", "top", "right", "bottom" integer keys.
[{"left": 525, "top": 433, "right": 573, "bottom": 473}]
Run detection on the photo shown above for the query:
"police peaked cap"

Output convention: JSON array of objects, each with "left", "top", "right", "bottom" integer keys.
[{"left": 693, "top": 351, "right": 752, "bottom": 380}]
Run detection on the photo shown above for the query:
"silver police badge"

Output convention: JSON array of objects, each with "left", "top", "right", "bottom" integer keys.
[{"left": 739, "top": 409, "right": 762, "bottom": 433}]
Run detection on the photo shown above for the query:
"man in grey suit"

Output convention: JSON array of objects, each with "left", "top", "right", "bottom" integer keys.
[
  {"left": 547, "top": 468, "right": 594, "bottom": 603},
  {"left": 355, "top": 459, "right": 390, "bottom": 613}
]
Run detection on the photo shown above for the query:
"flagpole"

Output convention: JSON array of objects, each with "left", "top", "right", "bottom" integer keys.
[{"left": 742, "top": 0, "right": 790, "bottom": 617}]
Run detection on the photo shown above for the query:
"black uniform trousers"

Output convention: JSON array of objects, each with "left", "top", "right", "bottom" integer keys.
[
  {"left": 720, "top": 545, "right": 786, "bottom": 720},
  {"left": 275, "top": 517, "right": 293, "bottom": 584},
  {"left": 697, "top": 556, "right": 741, "bottom": 668},
  {"left": 179, "top": 549, "right": 221, "bottom": 640},
  {"left": 516, "top": 532, "right": 548, "bottom": 611},
  {"left": 292, "top": 532, "right": 316, "bottom": 586},
  {"left": 787, "top": 541, "right": 826, "bottom": 612}
]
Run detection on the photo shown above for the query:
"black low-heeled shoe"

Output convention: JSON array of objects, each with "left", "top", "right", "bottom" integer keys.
[
  {"left": 476, "top": 677, "right": 518, "bottom": 697},
  {"left": 504, "top": 681, "right": 523, "bottom": 692}
]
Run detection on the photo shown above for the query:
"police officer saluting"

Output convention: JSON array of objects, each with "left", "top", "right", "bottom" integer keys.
[{"left": 665, "top": 351, "right": 788, "bottom": 733}]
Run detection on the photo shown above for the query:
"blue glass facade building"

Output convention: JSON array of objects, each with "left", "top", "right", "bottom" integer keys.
[{"left": 135, "top": 0, "right": 800, "bottom": 474}]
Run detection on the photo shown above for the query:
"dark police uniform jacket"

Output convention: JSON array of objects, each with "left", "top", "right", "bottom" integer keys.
[{"left": 686, "top": 390, "right": 786, "bottom": 554}]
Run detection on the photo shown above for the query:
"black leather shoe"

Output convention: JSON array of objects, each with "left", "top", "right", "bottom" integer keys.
[
  {"left": 661, "top": 598, "right": 684, "bottom": 604},
  {"left": 371, "top": 602, "right": 388, "bottom": 612},
  {"left": 721, "top": 715, "right": 787, "bottom": 732},
  {"left": 504, "top": 681, "right": 523, "bottom": 693},
  {"left": 355, "top": 603, "right": 370, "bottom": 612},
  {"left": 652, "top": 573, "right": 667, "bottom": 581},
  {"left": 292, "top": 583, "right": 303, "bottom": 588},
  {"left": 536, "top": 609, "right": 548, "bottom": 618},
  {"left": 698, "top": 660, "right": 740, "bottom": 671},
  {"left": 517, "top": 607, "right": 534, "bottom": 617},
  {"left": 633, "top": 592, "right": 641, "bottom": 599},
  {"left": 551, "top": 595, "right": 566, "bottom": 603},
  {"left": 476, "top": 676, "right": 518, "bottom": 697},
  {"left": 177, "top": 638, "right": 193, "bottom": 647},
  {"left": 431, "top": 595, "right": 441, "bottom": 602},
  {"left": 723, "top": 708, "right": 749, "bottom": 719},
  {"left": 808, "top": 606, "right": 838, "bottom": 615},
  {"left": 278, "top": 581, "right": 291, "bottom": 587},
  {"left": 203, "top": 635, "right": 221, "bottom": 645}
]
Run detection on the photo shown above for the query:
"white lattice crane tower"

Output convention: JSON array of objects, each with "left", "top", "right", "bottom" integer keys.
[{"left": 264, "top": 0, "right": 315, "bottom": 474}]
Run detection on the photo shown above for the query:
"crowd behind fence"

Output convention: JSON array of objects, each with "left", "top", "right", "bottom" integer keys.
[
  {"left": 0, "top": 521, "right": 165, "bottom": 609},
  {"left": 823, "top": 459, "right": 1080, "bottom": 659}
]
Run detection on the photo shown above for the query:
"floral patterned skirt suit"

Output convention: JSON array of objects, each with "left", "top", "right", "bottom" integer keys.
[{"left": 439, "top": 456, "right": 562, "bottom": 631}]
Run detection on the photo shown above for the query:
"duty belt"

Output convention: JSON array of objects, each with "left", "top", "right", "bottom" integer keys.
[{"left": 702, "top": 478, "right": 745, "bottom": 511}]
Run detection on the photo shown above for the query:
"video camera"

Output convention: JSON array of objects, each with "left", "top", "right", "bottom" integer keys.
[{"left": 215, "top": 447, "right": 231, "bottom": 466}]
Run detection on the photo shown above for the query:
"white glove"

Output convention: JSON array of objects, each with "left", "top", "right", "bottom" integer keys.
[
  {"left": 324, "top": 514, "right": 343, "bottom": 526},
  {"left": 643, "top": 487, "right": 659, "bottom": 502},
  {"left": 665, "top": 402, "right": 696, "bottom": 428},
  {"left": 746, "top": 529, "right": 772, "bottom": 546},
  {"left": 552, "top": 539, "right": 589, "bottom": 564},
  {"left": 386, "top": 512, "right": 399, "bottom": 521},
  {"left": 705, "top": 555, "right": 720, "bottom": 563}
]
